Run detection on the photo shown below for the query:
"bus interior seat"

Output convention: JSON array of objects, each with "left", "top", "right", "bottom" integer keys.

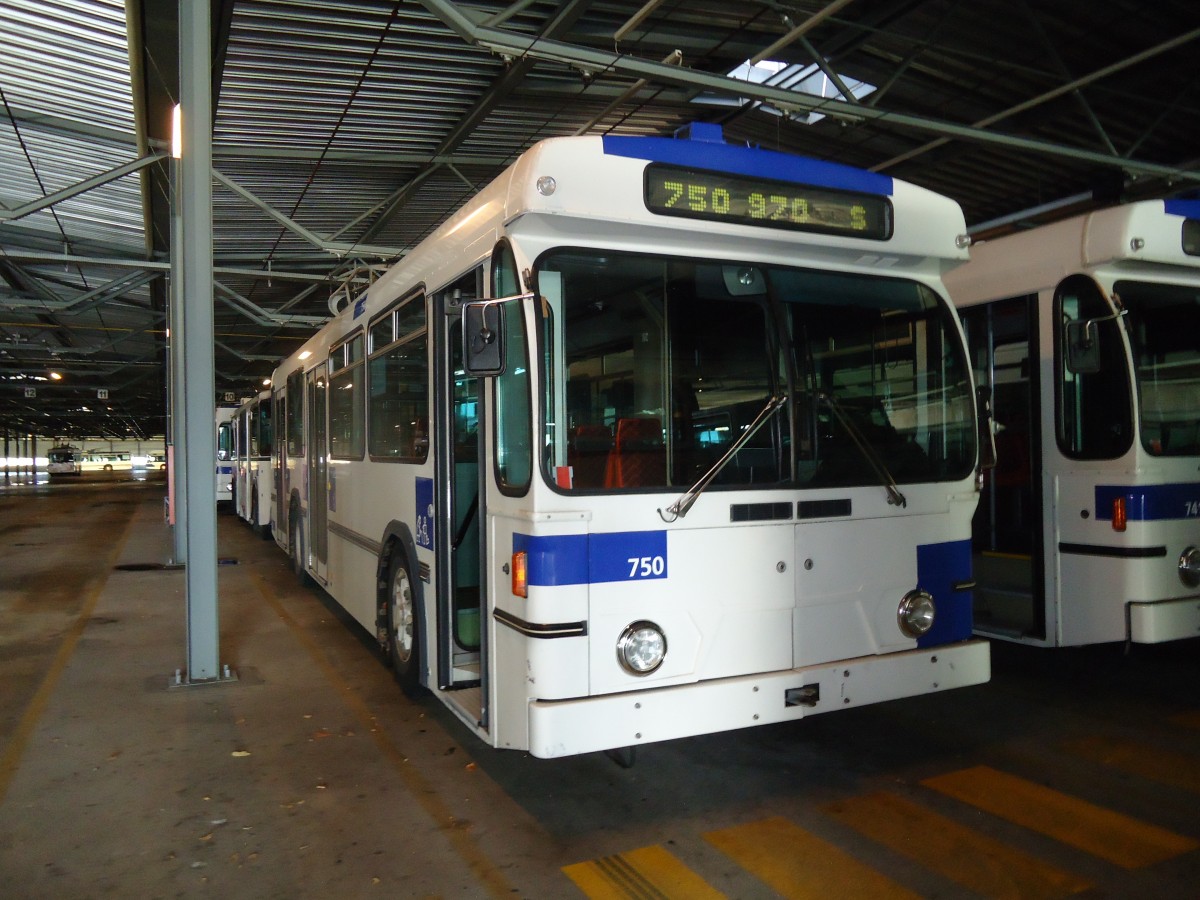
[
  {"left": 568, "top": 424, "right": 612, "bottom": 489},
  {"left": 605, "top": 416, "right": 666, "bottom": 488}
]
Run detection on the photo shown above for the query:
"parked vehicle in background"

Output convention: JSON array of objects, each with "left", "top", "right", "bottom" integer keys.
[{"left": 47, "top": 445, "right": 82, "bottom": 476}]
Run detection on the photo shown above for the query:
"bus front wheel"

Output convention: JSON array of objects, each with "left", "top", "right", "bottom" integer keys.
[
  {"left": 289, "top": 513, "right": 310, "bottom": 585},
  {"left": 387, "top": 548, "right": 421, "bottom": 696}
]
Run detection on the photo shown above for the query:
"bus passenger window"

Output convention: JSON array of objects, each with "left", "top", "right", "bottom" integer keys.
[{"left": 368, "top": 294, "right": 428, "bottom": 462}]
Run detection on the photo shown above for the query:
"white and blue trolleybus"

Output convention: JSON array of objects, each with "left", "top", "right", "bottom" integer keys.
[
  {"left": 947, "top": 199, "right": 1200, "bottom": 646},
  {"left": 233, "top": 389, "right": 274, "bottom": 536},
  {"left": 272, "top": 124, "right": 991, "bottom": 758},
  {"left": 215, "top": 404, "right": 238, "bottom": 505}
]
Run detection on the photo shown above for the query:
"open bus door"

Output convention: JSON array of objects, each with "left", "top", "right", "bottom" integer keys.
[
  {"left": 434, "top": 286, "right": 489, "bottom": 730},
  {"left": 962, "top": 296, "right": 1046, "bottom": 640}
]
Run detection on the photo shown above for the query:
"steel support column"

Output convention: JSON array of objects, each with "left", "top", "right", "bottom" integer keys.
[{"left": 177, "top": 0, "right": 220, "bottom": 683}]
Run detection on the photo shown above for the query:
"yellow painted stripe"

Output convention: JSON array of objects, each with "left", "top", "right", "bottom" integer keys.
[
  {"left": 923, "top": 765, "right": 1199, "bottom": 869},
  {"left": 0, "top": 508, "right": 137, "bottom": 804},
  {"left": 1170, "top": 711, "right": 1200, "bottom": 730},
  {"left": 1064, "top": 736, "right": 1200, "bottom": 794},
  {"left": 705, "top": 816, "right": 920, "bottom": 899},
  {"left": 824, "top": 791, "right": 1092, "bottom": 898},
  {"left": 563, "top": 845, "right": 726, "bottom": 900},
  {"left": 256, "top": 575, "right": 515, "bottom": 899}
]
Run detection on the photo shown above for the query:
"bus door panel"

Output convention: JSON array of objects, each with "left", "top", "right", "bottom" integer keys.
[
  {"left": 1053, "top": 470, "right": 1129, "bottom": 645},
  {"left": 961, "top": 296, "right": 1045, "bottom": 640},
  {"left": 306, "top": 365, "right": 329, "bottom": 582},
  {"left": 434, "top": 296, "right": 488, "bottom": 724}
]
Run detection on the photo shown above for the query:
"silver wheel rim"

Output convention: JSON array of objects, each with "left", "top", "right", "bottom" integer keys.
[{"left": 390, "top": 565, "right": 414, "bottom": 664}]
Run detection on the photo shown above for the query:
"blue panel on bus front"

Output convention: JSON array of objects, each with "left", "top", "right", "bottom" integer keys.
[
  {"left": 915, "top": 539, "right": 974, "bottom": 648},
  {"left": 513, "top": 533, "right": 589, "bottom": 586},
  {"left": 514, "top": 531, "right": 669, "bottom": 586},
  {"left": 601, "top": 134, "right": 894, "bottom": 196},
  {"left": 1163, "top": 198, "right": 1200, "bottom": 220},
  {"left": 1095, "top": 482, "right": 1200, "bottom": 521}
]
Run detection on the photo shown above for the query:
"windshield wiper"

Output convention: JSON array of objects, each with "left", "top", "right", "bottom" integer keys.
[
  {"left": 818, "top": 391, "right": 907, "bottom": 507},
  {"left": 659, "top": 395, "right": 787, "bottom": 522}
]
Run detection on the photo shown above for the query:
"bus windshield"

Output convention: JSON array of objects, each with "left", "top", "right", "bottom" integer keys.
[
  {"left": 1119, "top": 279, "right": 1200, "bottom": 457},
  {"left": 539, "top": 250, "right": 975, "bottom": 492}
]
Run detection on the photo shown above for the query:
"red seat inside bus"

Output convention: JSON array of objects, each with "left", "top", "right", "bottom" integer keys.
[{"left": 604, "top": 416, "right": 665, "bottom": 488}]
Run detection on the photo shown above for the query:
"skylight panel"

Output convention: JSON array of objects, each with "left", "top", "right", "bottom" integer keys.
[{"left": 696, "top": 59, "right": 876, "bottom": 125}]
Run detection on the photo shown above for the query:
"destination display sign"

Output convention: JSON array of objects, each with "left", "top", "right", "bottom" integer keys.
[{"left": 644, "top": 164, "right": 892, "bottom": 240}]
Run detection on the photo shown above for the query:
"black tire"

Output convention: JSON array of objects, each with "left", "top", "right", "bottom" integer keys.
[
  {"left": 386, "top": 547, "right": 421, "bottom": 696},
  {"left": 289, "top": 510, "right": 310, "bottom": 584},
  {"left": 252, "top": 492, "right": 272, "bottom": 539}
]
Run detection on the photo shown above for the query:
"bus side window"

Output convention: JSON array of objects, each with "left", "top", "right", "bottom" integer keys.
[
  {"left": 495, "top": 299, "right": 532, "bottom": 493},
  {"left": 217, "top": 421, "right": 233, "bottom": 461},
  {"left": 491, "top": 243, "right": 531, "bottom": 493},
  {"left": 1055, "top": 275, "right": 1133, "bottom": 459}
]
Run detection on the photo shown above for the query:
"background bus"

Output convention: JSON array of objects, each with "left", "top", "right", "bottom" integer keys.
[
  {"left": 46, "top": 446, "right": 82, "bottom": 475},
  {"left": 215, "top": 405, "right": 238, "bottom": 505},
  {"left": 232, "top": 390, "right": 273, "bottom": 536},
  {"left": 272, "top": 124, "right": 990, "bottom": 758},
  {"left": 947, "top": 199, "right": 1200, "bottom": 646},
  {"left": 47, "top": 445, "right": 82, "bottom": 476}
]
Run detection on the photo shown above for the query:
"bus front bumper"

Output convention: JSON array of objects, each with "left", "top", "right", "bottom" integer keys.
[
  {"left": 526, "top": 639, "right": 990, "bottom": 758},
  {"left": 1129, "top": 596, "right": 1200, "bottom": 643}
]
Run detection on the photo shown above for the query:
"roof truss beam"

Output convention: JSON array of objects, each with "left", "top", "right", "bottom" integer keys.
[{"left": 418, "top": 0, "right": 1200, "bottom": 185}]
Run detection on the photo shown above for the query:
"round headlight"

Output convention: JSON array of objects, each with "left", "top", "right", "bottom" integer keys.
[
  {"left": 616, "top": 621, "right": 667, "bottom": 675},
  {"left": 1180, "top": 546, "right": 1200, "bottom": 588},
  {"left": 898, "top": 589, "right": 936, "bottom": 638}
]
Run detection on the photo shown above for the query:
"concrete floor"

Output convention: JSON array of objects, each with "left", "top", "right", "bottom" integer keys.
[{"left": 2, "top": 475, "right": 1199, "bottom": 898}]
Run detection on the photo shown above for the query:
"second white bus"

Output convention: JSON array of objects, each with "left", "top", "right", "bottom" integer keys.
[
  {"left": 947, "top": 199, "right": 1200, "bottom": 646},
  {"left": 232, "top": 390, "right": 274, "bottom": 536}
]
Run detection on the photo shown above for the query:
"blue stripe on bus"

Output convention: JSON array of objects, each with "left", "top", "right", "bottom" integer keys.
[
  {"left": 1095, "top": 483, "right": 1200, "bottom": 522},
  {"left": 916, "top": 539, "right": 974, "bottom": 648},
  {"left": 601, "top": 134, "right": 894, "bottom": 196},
  {"left": 1163, "top": 198, "right": 1200, "bottom": 220},
  {"left": 513, "top": 531, "right": 668, "bottom": 586},
  {"left": 216, "top": 465, "right": 233, "bottom": 475}
]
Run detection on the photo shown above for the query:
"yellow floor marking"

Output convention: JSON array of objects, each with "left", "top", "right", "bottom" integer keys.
[
  {"left": 923, "top": 765, "right": 1199, "bottom": 869},
  {"left": 256, "top": 575, "right": 515, "bottom": 899},
  {"left": 1064, "top": 735, "right": 1200, "bottom": 794},
  {"left": 824, "top": 790, "right": 1093, "bottom": 898},
  {"left": 0, "top": 508, "right": 138, "bottom": 805},
  {"left": 705, "top": 816, "right": 920, "bottom": 899},
  {"left": 1170, "top": 711, "right": 1200, "bottom": 731},
  {"left": 563, "top": 844, "right": 726, "bottom": 900}
]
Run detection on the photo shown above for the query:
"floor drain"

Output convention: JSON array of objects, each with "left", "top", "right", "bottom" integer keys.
[{"left": 113, "top": 562, "right": 185, "bottom": 571}]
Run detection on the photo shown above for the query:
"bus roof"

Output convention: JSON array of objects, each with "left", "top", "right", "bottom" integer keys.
[{"left": 946, "top": 199, "right": 1200, "bottom": 305}]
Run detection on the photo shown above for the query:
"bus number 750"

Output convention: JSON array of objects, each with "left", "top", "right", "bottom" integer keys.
[{"left": 628, "top": 555, "right": 666, "bottom": 578}]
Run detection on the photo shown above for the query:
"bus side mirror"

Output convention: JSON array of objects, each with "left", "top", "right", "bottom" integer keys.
[
  {"left": 463, "top": 302, "right": 505, "bottom": 376},
  {"left": 1065, "top": 320, "right": 1102, "bottom": 374},
  {"left": 976, "top": 385, "right": 997, "bottom": 471}
]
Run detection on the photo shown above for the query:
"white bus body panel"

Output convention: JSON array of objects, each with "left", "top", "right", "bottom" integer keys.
[
  {"left": 525, "top": 640, "right": 989, "bottom": 759},
  {"left": 486, "top": 482, "right": 984, "bottom": 756}
]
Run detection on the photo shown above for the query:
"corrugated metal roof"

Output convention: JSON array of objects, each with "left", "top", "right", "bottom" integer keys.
[{"left": 2, "top": 0, "right": 1199, "bottom": 436}]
